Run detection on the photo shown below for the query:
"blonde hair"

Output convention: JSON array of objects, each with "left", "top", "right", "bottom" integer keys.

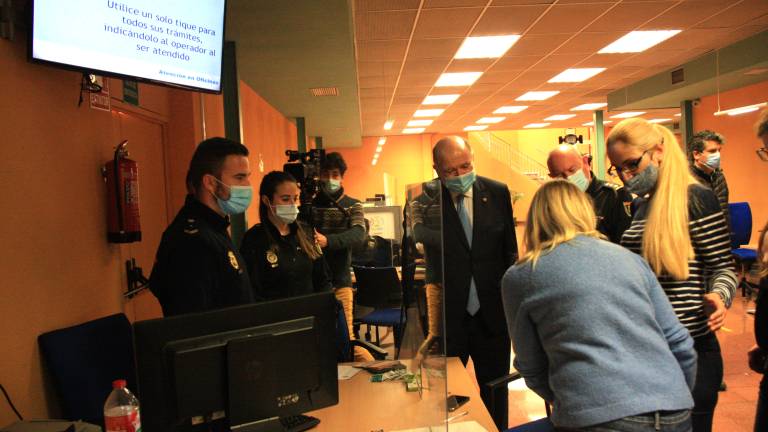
[
  {"left": 607, "top": 118, "right": 696, "bottom": 280},
  {"left": 520, "top": 180, "right": 603, "bottom": 267}
]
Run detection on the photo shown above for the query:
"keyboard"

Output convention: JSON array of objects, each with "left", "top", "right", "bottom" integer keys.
[{"left": 279, "top": 414, "right": 320, "bottom": 432}]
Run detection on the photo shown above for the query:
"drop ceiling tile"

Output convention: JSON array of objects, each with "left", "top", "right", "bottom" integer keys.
[
  {"left": 402, "top": 59, "right": 451, "bottom": 75},
  {"left": 471, "top": 5, "right": 550, "bottom": 35},
  {"left": 398, "top": 72, "right": 442, "bottom": 86},
  {"left": 528, "top": 4, "right": 612, "bottom": 35},
  {"left": 393, "top": 86, "right": 434, "bottom": 97},
  {"left": 359, "top": 75, "right": 386, "bottom": 89},
  {"left": 585, "top": 1, "right": 678, "bottom": 32},
  {"left": 423, "top": 0, "right": 489, "bottom": 7},
  {"left": 553, "top": 32, "right": 625, "bottom": 55},
  {"left": 491, "top": 0, "right": 557, "bottom": 5},
  {"left": 492, "top": 55, "right": 545, "bottom": 71},
  {"left": 355, "top": 0, "right": 421, "bottom": 12},
  {"left": 358, "top": 61, "right": 402, "bottom": 78},
  {"left": 505, "top": 34, "right": 571, "bottom": 56},
  {"left": 445, "top": 58, "right": 496, "bottom": 72},
  {"left": 639, "top": 0, "right": 733, "bottom": 30},
  {"left": 582, "top": 53, "right": 634, "bottom": 68},
  {"left": 473, "top": 70, "right": 515, "bottom": 85},
  {"left": 654, "top": 28, "right": 732, "bottom": 51},
  {"left": 532, "top": 53, "right": 593, "bottom": 71},
  {"left": 408, "top": 38, "right": 464, "bottom": 59},
  {"left": 414, "top": 7, "right": 484, "bottom": 38},
  {"left": 357, "top": 40, "right": 409, "bottom": 62},
  {"left": 356, "top": 10, "right": 418, "bottom": 40},
  {"left": 695, "top": 0, "right": 768, "bottom": 29}
]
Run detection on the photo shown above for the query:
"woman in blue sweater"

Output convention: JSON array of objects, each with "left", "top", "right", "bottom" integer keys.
[{"left": 502, "top": 180, "right": 697, "bottom": 432}]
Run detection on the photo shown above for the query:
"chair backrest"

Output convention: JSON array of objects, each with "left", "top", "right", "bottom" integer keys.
[
  {"left": 352, "top": 266, "right": 402, "bottom": 309},
  {"left": 38, "top": 313, "right": 136, "bottom": 425},
  {"left": 728, "top": 202, "right": 752, "bottom": 248}
]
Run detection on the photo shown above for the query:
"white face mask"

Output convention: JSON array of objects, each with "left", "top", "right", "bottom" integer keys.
[
  {"left": 273, "top": 204, "right": 299, "bottom": 224},
  {"left": 326, "top": 179, "right": 341, "bottom": 193}
]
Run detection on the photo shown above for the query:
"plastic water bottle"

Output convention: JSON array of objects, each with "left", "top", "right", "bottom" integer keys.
[{"left": 104, "top": 379, "right": 142, "bottom": 432}]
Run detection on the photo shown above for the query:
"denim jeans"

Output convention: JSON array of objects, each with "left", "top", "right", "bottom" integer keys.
[
  {"left": 556, "top": 410, "right": 692, "bottom": 432},
  {"left": 755, "top": 375, "right": 768, "bottom": 432},
  {"left": 691, "top": 333, "right": 723, "bottom": 432}
]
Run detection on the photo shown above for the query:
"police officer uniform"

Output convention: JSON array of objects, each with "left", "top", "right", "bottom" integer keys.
[
  {"left": 586, "top": 172, "right": 633, "bottom": 243},
  {"left": 149, "top": 195, "right": 253, "bottom": 317},
  {"left": 240, "top": 221, "right": 332, "bottom": 300}
]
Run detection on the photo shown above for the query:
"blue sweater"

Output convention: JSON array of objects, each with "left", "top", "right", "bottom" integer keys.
[{"left": 502, "top": 236, "right": 696, "bottom": 428}]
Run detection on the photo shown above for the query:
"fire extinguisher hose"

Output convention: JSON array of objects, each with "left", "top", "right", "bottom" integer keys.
[{"left": 114, "top": 140, "right": 129, "bottom": 234}]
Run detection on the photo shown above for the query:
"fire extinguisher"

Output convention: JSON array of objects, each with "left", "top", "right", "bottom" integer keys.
[{"left": 103, "top": 140, "right": 141, "bottom": 243}]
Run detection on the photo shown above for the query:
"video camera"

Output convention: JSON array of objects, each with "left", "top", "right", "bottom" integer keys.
[{"left": 284, "top": 149, "right": 326, "bottom": 221}]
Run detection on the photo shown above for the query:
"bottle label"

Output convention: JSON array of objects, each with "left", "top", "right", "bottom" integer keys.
[{"left": 105, "top": 409, "right": 142, "bottom": 432}]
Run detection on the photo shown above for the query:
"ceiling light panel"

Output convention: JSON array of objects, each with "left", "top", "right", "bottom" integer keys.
[
  {"left": 583, "top": 120, "right": 613, "bottom": 126},
  {"left": 610, "top": 111, "right": 646, "bottom": 118},
  {"left": 477, "top": 117, "right": 505, "bottom": 124},
  {"left": 544, "top": 114, "right": 576, "bottom": 121},
  {"left": 383, "top": 120, "right": 394, "bottom": 130},
  {"left": 423, "top": 94, "right": 460, "bottom": 105},
  {"left": 413, "top": 109, "right": 445, "bottom": 117},
  {"left": 648, "top": 118, "right": 672, "bottom": 123},
  {"left": 714, "top": 102, "right": 767, "bottom": 116},
  {"left": 454, "top": 35, "right": 521, "bottom": 59},
  {"left": 435, "top": 72, "right": 483, "bottom": 87},
  {"left": 571, "top": 103, "right": 608, "bottom": 111},
  {"left": 402, "top": 128, "right": 425, "bottom": 134},
  {"left": 524, "top": 123, "right": 551, "bottom": 128},
  {"left": 378, "top": 137, "right": 387, "bottom": 145},
  {"left": 598, "top": 30, "right": 682, "bottom": 54},
  {"left": 548, "top": 68, "right": 606, "bottom": 83},
  {"left": 407, "top": 119, "right": 434, "bottom": 127},
  {"left": 516, "top": 91, "right": 560, "bottom": 101},
  {"left": 464, "top": 125, "right": 488, "bottom": 131},
  {"left": 494, "top": 105, "right": 528, "bottom": 114}
]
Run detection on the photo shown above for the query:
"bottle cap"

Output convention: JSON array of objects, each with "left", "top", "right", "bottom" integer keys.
[{"left": 112, "top": 379, "right": 127, "bottom": 389}]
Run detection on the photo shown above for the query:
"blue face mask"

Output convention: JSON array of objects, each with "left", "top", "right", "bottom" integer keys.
[
  {"left": 212, "top": 177, "right": 253, "bottom": 215},
  {"left": 444, "top": 170, "right": 476, "bottom": 194},
  {"left": 273, "top": 204, "right": 299, "bottom": 224},
  {"left": 704, "top": 152, "right": 721, "bottom": 169},
  {"left": 325, "top": 179, "right": 341, "bottom": 193},
  {"left": 567, "top": 169, "right": 589, "bottom": 192},
  {"left": 623, "top": 163, "right": 658, "bottom": 197}
]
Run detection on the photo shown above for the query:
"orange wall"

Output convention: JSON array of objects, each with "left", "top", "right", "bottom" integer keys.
[
  {"left": 693, "top": 80, "right": 768, "bottom": 244},
  {"left": 239, "top": 82, "right": 298, "bottom": 225}
]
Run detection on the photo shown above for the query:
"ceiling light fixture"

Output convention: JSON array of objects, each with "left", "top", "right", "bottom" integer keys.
[
  {"left": 582, "top": 120, "right": 613, "bottom": 126},
  {"left": 371, "top": 159, "right": 378, "bottom": 166},
  {"left": 464, "top": 125, "right": 488, "bottom": 131},
  {"left": 714, "top": 102, "right": 767, "bottom": 116},
  {"left": 477, "top": 117, "right": 505, "bottom": 124},
  {"left": 548, "top": 68, "right": 606, "bottom": 83},
  {"left": 571, "top": 103, "right": 608, "bottom": 111},
  {"left": 523, "top": 123, "right": 551, "bottom": 128},
  {"left": 544, "top": 114, "right": 576, "bottom": 121},
  {"left": 435, "top": 72, "right": 483, "bottom": 87},
  {"left": 674, "top": 113, "right": 681, "bottom": 117},
  {"left": 454, "top": 35, "right": 521, "bottom": 59},
  {"left": 413, "top": 109, "right": 445, "bottom": 117},
  {"left": 610, "top": 111, "right": 646, "bottom": 119},
  {"left": 402, "top": 128, "right": 425, "bottom": 134},
  {"left": 378, "top": 137, "right": 387, "bottom": 145},
  {"left": 407, "top": 119, "right": 433, "bottom": 127},
  {"left": 383, "top": 120, "right": 394, "bottom": 130},
  {"left": 423, "top": 94, "right": 460, "bottom": 105},
  {"left": 494, "top": 105, "right": 528, "bottom": 114},
  {"left": 516, "top": 91, "right": 560, "bottom": 101},
  {"left": 648, "top": 118, "right": 672, "bottom": 123},
  {"left": 598, "top": 30, "right": 682, "bottom": 54}
]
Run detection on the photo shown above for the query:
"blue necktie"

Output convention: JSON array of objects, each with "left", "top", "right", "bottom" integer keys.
[{"left": 457, "top": 195, "right": 480, "bottom": 316}]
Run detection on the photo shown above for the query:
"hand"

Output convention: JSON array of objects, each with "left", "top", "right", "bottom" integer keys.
[
  {"left": 703, "top": 293, "right": 727, "bottom": 331},
  {"left": 314, "top": 229, "right": 328, "bottom": 248},
  {"left": 749, "top": 345, "right": 767, "bottom": 373}
]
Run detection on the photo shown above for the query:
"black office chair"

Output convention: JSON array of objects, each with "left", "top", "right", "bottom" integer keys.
[
  {"left": 729, "top": 202, "right": 759, "bottom": 297},
  {"left": 352, "top": 266, "right": 406, "bottom": 358},
  {"left": 334, "top": 300, "right": 387, "bottom": 362},
  {"left": 485, "top": 373, "right": 554, "bottom": 432},
  {"left": 38, "top": 313, "right": 137, "bottom": 426}
]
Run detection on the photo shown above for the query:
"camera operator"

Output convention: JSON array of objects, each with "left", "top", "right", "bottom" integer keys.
[{"left": 311, "top": 152, "right": 372, "bottom": 361}]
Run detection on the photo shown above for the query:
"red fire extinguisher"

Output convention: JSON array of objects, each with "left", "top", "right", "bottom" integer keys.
[{"left": 103, "top": 140, "right": 141, "bottom": 243}]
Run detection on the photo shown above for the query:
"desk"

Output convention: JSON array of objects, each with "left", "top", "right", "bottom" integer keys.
[{"left": 308, "top": 357, "right": 498, "bottom": 432}]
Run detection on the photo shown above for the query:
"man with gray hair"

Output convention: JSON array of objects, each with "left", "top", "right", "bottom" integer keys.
[
  {"left": 688, "top": 130, "right": 730, "bottom": 229},
  {"left": 433, "top": 136, "right": 518, "bottom": 429},
  {"left": 547, "top": 145, "right": 632, "bottom": 243}
]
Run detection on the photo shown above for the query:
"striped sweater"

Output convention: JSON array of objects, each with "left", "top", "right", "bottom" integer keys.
[
  {"left": 621, "top": 183, "right": 737, "bottom": 339},
  {"left": 691, "top": 165, "right": 730, "bottom": 230}
]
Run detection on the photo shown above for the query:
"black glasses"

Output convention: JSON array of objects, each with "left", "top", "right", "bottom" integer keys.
[
  {"left": 757, "top": 148, "right": 768, "bottom": 162},
  {"left": 608, "top": 150, "right": 648, "bottom": 176}
]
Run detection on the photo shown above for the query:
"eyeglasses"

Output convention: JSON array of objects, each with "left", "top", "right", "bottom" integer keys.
[
  {"left": 608, "top": 150, "right": 648, "bottom": 177},
  {"left": 757, "top": 147, "right": 768, "bottom": 162}
]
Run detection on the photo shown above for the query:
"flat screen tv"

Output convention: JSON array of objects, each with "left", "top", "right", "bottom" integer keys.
[{"left": 30, "top": 0, "right": 227, "bottom": 93}]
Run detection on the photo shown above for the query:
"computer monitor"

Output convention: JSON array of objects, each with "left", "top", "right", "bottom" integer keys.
[{"left": 133, "top": 292, "right": 339, "bottom": 432}]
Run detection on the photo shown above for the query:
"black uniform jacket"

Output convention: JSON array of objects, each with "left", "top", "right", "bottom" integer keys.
[
  {"left": 586, "top": 173, "right": 633, "bottom": 244},
  {"left": 149, "top": 195, "right": 253, "bottom": 317},
  {"left": 240, "top": 221, "right": 332, "bottom": 301}
]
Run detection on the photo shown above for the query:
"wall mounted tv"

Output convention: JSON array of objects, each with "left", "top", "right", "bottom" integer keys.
[{"left": 30, "top": 0, "right": 227, "bottom": 93}]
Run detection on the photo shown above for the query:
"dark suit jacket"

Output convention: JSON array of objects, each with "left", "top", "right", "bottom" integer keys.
[{"left": 442, "top": 176, "right": 518, "bottom": 343}]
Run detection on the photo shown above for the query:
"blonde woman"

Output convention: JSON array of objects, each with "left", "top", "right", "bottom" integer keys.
[
  {"left": 502, "top": 180, "right": 696, "bottom": 432},
  {"left": 606, "top": 118, "right": 737, "bottom": 432}
]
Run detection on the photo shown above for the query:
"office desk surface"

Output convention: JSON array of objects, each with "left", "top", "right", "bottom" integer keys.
[{"left": 308, "top": 357, "right": 498, "bottom": 432}]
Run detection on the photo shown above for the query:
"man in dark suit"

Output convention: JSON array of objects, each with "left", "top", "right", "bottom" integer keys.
[{"left": 434, "top": 136, "right": 518, "bottom": 429}]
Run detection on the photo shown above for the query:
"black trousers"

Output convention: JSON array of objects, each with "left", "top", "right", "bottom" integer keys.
[
  {"left": 446, "top": 311, "right": 511, "bottom": 430},
  {"left": 691, "top": 332, "right": 723, "bottom": 432}
]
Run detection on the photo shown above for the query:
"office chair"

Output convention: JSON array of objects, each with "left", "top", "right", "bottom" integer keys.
[
  {"left": 729, "top": 202, "right": 758, "bottom": 297},
  {"left": 352, "top": 266, "right": 406, "bottom": 358},
  {"left": 38, "top": 313, "right": 136, "bottom": 426},
  {"left": 352, "top": 236, "right": 395, "bottom": 268},
  {"left": 485, "top": 373, "right": 554, "bottom": 432},
  {"left": 335, "top": 300, "right": 387, "bottom": 362}
]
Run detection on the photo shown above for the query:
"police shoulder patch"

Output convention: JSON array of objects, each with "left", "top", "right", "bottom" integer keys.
[{"left": 183, "top": 218, "right": 199, "bottom": 235}]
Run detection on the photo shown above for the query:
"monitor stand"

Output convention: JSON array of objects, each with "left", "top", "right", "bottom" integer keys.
[{"left": 230, "top": 417, "right": 283, "bottom": 432}]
